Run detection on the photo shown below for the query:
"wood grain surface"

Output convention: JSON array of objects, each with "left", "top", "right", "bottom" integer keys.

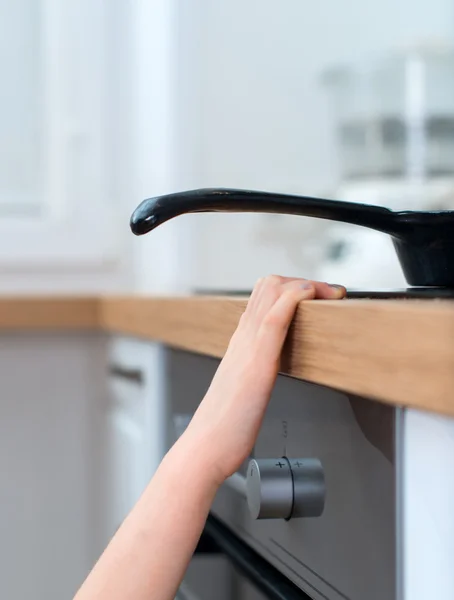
[
  {"left": 1, "top": 295, "right": 454, "bottom": 415},
  {"left": 99, "top": 296, "right": 454, "bottom": 416},
  {"left": 0, "top": 297, "right": 99, "bottom": 330}
]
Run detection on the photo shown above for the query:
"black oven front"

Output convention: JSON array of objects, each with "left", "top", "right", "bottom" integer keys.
[
  {"left": 167, "top": 349, "right": 397, "bottom": 600},
  {"left": 178, "top": 514, "right": 312, "bottom": 600}
]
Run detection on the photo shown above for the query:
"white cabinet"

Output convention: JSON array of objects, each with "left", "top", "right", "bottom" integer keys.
[
  {"left": 0, "top": 332, "right": 106, "bottom": 600},
  {"left": 0, "top": 331, "right": 168, "bottom": 600},
  {"left": 401, "top": 409, "right": 454, "bottom": 600},
  {"left": 102, "top": 336, "right": 168, "bottom": 542},
  {"left": 105, "top": 380, "right": 148, "bottom": 537}
]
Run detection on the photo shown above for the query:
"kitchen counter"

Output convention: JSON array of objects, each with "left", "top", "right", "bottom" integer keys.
[{"left": 1, "top": 295, "right": 454, "bottom": 416}]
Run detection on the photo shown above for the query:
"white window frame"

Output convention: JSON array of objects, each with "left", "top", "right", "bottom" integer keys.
[{"left": 0, "top": 0, "right": 119, "bottom": 269}]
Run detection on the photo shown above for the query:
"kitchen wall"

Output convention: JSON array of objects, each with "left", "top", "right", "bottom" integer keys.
[
  {"left": 170, "top": 0, "right": 454, "bottom": 291},
  {"left": 128, "top": 0, "right": 195, "bottom": 295}
]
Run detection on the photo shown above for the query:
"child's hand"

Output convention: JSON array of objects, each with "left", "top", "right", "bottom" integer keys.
[
  {"left": 75, "top": 276, "right": 346, "bottom": 600},
  {"left": 182, "top": 276, "right": 346, "bottom": 484}
]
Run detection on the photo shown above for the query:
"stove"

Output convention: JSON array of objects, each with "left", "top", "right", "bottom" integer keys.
[
  {"left": 195, "top": 287, "right": 454, "bottom": 299},
  {"left": 346, "top": 287, "right": 454, "bottom": 299},
  {"left": 167, "top": 348, "right": 400, "bottom": 600}
]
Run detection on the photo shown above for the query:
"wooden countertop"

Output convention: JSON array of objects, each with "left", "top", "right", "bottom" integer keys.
[{"left": 1, "top": 295, "right": 454, "bottom": 417}]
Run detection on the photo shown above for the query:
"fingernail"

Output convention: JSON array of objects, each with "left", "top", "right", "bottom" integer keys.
[
  {"left": 328, "top": 283, "right": 345, "bottom": 296},
  {"left": 301, "top": 282, "right": 313, "bottom": 290}
]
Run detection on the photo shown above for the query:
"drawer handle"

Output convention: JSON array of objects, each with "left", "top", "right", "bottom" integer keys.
[{"left": 108, "top": 364, "right": 144, "bottom": 385}]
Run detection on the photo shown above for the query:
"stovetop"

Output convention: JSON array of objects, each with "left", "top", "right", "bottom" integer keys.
[
  {"left": 346, "top": 287, "right": 454, "bottom": 299},
  {"left": 195, "top": 287, "right": 454, "bottom": 299}
]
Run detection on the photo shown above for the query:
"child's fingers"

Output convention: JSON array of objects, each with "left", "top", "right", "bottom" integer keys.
[
  {"left": 256, "top": 282, "right": 315, "bottom": 359},
  {"left": 272, "top": 276, "right": 346, "bottom": 299},
  {"left": 311, "top": 281, "right": 346, "bottom": 299}
]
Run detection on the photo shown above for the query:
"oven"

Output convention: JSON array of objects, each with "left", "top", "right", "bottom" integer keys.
[{"left": 167, "top": 348, "right": 398, "bottom": 600}]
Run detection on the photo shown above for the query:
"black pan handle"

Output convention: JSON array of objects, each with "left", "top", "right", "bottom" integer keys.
[{"left": 130, "top": 188, "right": 405, "bottom": 238}]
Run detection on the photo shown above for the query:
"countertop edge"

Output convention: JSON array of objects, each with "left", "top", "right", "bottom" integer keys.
[{"left": 1, "top": 295, "right": 454, "bottom": 416}]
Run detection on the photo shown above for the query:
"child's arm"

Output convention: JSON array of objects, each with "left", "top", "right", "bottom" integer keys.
[{"left": 74, "top": 276, "right": 345, "bottom": 600}]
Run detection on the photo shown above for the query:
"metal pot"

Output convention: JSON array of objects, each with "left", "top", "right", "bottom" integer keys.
[{"left": 130, "top": 188, "right": 454, "bottom": 287}]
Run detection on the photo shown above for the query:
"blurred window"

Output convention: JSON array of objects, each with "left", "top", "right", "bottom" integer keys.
[{"left": 0, "top": 0, "right": 44, "bottom": 217}]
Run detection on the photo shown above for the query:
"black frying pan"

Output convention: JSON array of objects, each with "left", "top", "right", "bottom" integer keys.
[{"left": 130, "top": 188, "right": 454, "bottom": 287}]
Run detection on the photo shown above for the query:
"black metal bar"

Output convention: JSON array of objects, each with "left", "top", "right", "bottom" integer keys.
[
  {"left": 194, "top": 529, "right": 221, "bottom": 554},
  {"left": 107, "top": 363, "right": 144, "bottom": 385},
  {"left": 202, "top": 514, "right": 312, "bottom": 600}
]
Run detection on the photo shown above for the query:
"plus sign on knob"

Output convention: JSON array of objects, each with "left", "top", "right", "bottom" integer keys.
[
  {"left": 245, "top": 458, "right": 325, "bottom": 520},
  {"left": 246, "top": 459, "right": 293, "bottom": 520}
]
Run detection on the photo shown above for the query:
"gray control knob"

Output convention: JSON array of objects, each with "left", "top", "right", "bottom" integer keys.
[
  {"left": 246, "top": 457, "right": 325, "bottom": 520},
  {"left": 288, "top": 458, "right": 325, "bottom": 518},
  {"left": 246, "top": 458, "right": 293, "bottom": 520}
]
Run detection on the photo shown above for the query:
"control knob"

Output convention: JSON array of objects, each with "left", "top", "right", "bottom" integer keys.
[{"left": 246, "top": 457, "right": 325, "bottom": 520}]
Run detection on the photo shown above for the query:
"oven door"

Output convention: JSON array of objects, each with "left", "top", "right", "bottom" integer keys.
[
  {"left": 167, "top": 348, "right": 396, "bottom": 600},
  {"left": 178, "top": 513, "right": 312, "bottom": 600}
]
